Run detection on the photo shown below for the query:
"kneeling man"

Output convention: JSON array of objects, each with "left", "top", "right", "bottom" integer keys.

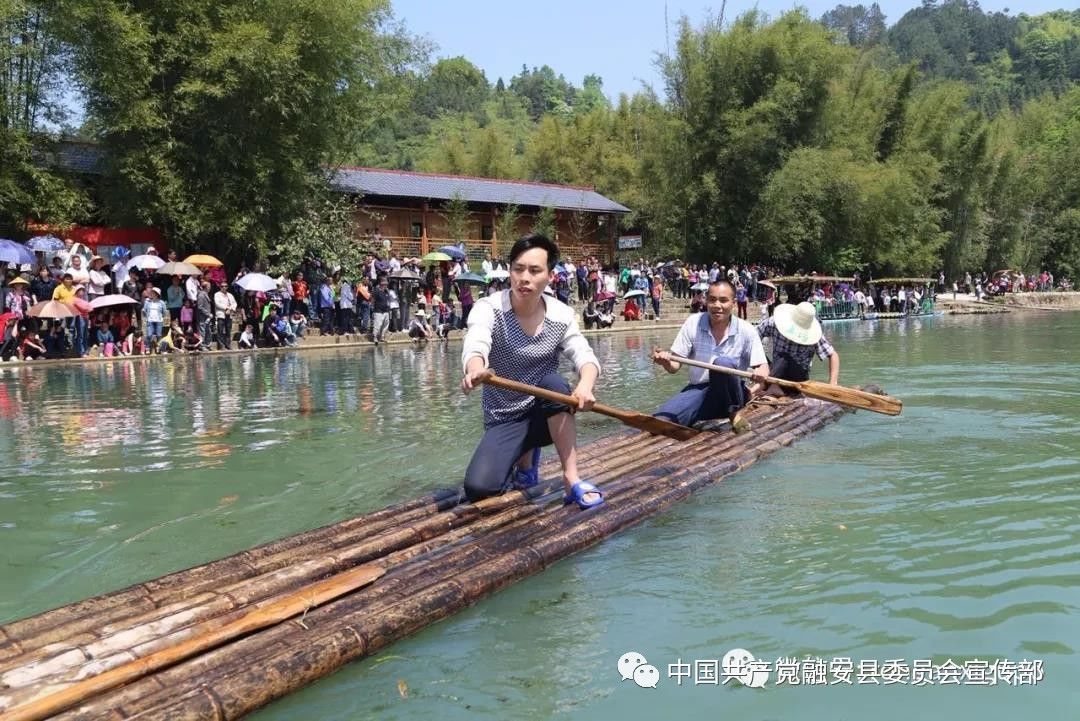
[{"left": 652, "top": 280, "right": 769, "bottom": 434}]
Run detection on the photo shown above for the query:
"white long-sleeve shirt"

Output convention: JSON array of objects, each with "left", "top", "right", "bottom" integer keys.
[{"left": 462, "top": 290, "right": 599, "bottom": 427}]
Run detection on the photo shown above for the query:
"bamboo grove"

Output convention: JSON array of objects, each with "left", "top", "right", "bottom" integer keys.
[{"left": 2, "top": 0, "right": 1078, "bottom": 278}]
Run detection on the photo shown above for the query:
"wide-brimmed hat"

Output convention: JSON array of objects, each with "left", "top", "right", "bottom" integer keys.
[
  {"left": 773, "top": 302, "right": 823, "bottom": 345},
  {"left": 150, "top": 286, "right": 162, "bottom": 295},
  {"left": 8, "top": 277, "right": 29, "bottom": 286},
  {"left": 414, "top": 309, "right": 427, "bottom": 317}
]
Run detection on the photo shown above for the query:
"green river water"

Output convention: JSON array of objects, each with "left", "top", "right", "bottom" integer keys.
[{"left": 1, "top": 311, "right": 1078, "bottom": 720}]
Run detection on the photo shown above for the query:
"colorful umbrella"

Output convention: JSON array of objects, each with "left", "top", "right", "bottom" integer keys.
[
  {"left": 421, "top": 251, "right": 452, "bottom": 264},
  {"left": 235, "top": 273, "right": 278, "bottom": 292},
  {"left": 129, "top": 254, "right": 166, "bottom": 270},
  {"left": 25, "top": 235, "right": 65, "bottom": 252},
  {"left": 438, "top": 245, "right": 467, "bottom": 262},
  {"left": 0, "top": 239, "right": 35, "bottom": 266},
  {"left": 454, "top": 272, "right": 489, "bottom": 286},
  {"left": 90, "top": 294, "right": 139, "bottom": 310},
  {"left": 184, "top": 254, "right": 224, "bottom": 268},
  {"left": 155, "top": 261, "right": 203, "bottom": 277},
  {"left": 28, "top": 300, "right": 76, "bottom": 319}
]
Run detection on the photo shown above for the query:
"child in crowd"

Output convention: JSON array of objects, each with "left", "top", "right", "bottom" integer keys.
[
  {"left": 95, "top": 320, "right": 116, "bottom": 357},
  {"left": 180, "top": 298, "right": 195, "bottom": 331},
  {"left": 238, "top": 323, "right": 256, "bottom": 349},
  {"left": 19, "top": 329, "right": 46, "bottom": 360}
]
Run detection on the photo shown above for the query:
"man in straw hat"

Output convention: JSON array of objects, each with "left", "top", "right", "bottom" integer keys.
[
  {"left": 651, "top": 280, "right": 770, "bottom": 434},
  {"left": 751, "top": 301, "right": 839, "bottom": 397}
]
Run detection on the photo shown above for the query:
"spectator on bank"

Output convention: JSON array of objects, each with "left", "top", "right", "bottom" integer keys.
[
  {"left": 339, "top": 277, "right": 355, "bottom": 334},
  {"left": 408, "top": 310, "right": 433, "bottom": 340},
  {"left": 180, "top": 298, "right": 195, "bottom": 331},
  {"left": 288, "top": 310, "right": 308, "bottom": 338},
  {"left": 142, "top": 287, "right": 167, "bottom": 353},
  {"left": 238, "top": 323, "right": 256, "bottom": 349},
  {"left": 18, "top": 328, "right": 46, "bottom": 360},
  {"left": 196, "top": 281, "right": 213, "bottom": 347},
  {"left": 166, "top": 276, "right": 184, "bottom": 321},
  {"left": 31, "top": 267, "right": 56, "bottom": 305},
  {"left": 262, "top": 306, "right": 284, "bottom": 347},
  {"left": 214, "top": 284, "right": 237, "bottom": 350},
  {"left": 95, "top": 320, "right": 116, "bottom": 357}
]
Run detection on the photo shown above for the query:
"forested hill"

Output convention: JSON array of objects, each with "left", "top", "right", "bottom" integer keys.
[
  {"left": 2, "top": 1, "right": 1077, "bottom": 278},
  {"left": 350, "top": 2, "right": 1079, "bottom": 279}
]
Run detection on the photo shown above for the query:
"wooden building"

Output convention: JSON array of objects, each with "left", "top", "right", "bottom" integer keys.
[{"left": 330, "top": 167, "right": 631, "bottom": 263}]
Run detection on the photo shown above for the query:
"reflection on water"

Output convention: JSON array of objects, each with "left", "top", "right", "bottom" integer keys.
[{"left": 2, "top": 313, "right": 1080, "bottom": 720}]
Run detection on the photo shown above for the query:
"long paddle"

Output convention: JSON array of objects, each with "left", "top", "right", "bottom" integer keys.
[
  {"left": 5, "top": 563, "right": 386, "bottom": 721},
  {"left": 667, "top": 354, "right": 903, "bottom": 416},
  {"left": 478, "top": 372, "right": 699, "bottom": 441}
]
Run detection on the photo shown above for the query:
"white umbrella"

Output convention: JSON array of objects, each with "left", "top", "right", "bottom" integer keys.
[
  {"left": 690, "top": 282, "right": 709, "bottom": 291},
  {"left": 235, "top": 272, "right": 278, "bottom": 292},
  {"left": 623, "top": 289, "right": 647, "bottom": 298},
  {"left": 486, "top": 269, "right": 509, "bottom": 280},
  {"left": 90, "top": 294, "right": 139, "bottom": 310},
  {"left": 129, "top": 254, "right": 166, "bottom": 270},
  {"left": 156, "top": 261, "right": 202, "bottom": 277}
]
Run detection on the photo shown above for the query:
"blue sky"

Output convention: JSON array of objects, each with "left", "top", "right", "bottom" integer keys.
[{"left": 392, "top": 0, "right": 1066, "bottom": 99}]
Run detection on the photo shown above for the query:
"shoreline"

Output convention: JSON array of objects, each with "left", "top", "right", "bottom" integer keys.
[{"left": 5, "top": 293, "right": 1073, "bottom": 370}]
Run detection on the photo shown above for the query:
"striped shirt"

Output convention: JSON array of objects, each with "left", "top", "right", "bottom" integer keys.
[
  {"left": 670, "top": 313, "right": 766, "bottom": 384},
  {"left": 463, "top": 290, "right": 599, "bottom": 427}
]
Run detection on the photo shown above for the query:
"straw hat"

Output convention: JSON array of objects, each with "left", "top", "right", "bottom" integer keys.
[
  {"left": 8, "top": 277, "right": 29, "bottom": 286},
  {"left": 414, "top": 309, "right": 427, "bottom": 317},
  {"left": 772, "top": 302, "right": 823, "bottom": 345}
]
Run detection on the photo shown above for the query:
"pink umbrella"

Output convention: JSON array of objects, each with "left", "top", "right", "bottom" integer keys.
[{"left": 90, "top": 294, "right": 139, "bottom": 310}]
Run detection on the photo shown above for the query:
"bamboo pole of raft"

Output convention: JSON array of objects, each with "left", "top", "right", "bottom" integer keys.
[
  {"left": 91, "top": 407, "right": 847, "bottom": 720},
  {"left": 44, "top": 403, "right": 812, "bottom": 708},
  {"left": 0, "top": 489, "right": 461, "bottom": 652},
  {"left": 1, "top": 431, "right": 664, "bottom": 662},
  {"left": 0, "top": 430, "right": 679, "bottom": 684},
  {"left": 6, "top": 403, "right": 812, "bottom": 712},
  {"left": 1, "top": 564, "right": 387, "bottom": 721},
  {"left": 55, "top": 403, "right": 837, "bottom": 719},
  {"left": 1, "top": 428, "right": 683, "bottom": 675}
]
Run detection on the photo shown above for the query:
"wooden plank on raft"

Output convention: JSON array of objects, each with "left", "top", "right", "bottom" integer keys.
[{"left": 0, "top": 394, "right": 858, "bottom": 721}]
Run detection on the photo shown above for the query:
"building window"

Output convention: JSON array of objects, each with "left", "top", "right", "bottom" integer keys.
[
  {"left": 411, "top": 222, "right": 423, "bottom": 238},
  {"left": 481, "top": 225, "right": 493, "bottom": 240}
]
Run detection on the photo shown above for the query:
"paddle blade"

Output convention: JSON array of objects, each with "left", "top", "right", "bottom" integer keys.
[
  {"left": 798, "top": 381, "right": 903, "bottom": 416},
  {"left": 621, "top": 412, "right": 700, "bottom": 440}
]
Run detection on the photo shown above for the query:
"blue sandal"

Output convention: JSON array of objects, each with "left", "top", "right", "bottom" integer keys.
[
  {"left": 564, "top": 481, "right": 604, "bottom": 510},
  {"left": 511, "top": 447, "right": 542, "bottom": 490}
]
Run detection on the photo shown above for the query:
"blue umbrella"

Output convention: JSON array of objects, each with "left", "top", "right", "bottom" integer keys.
[
  {"left": 25, "top": 235, "right": 65, "bottom": 252},
  {"left": 0, "top": 239, "right": 35, "bottom": 266},
  {"left": 439, "top": 245, "right": 467, "bottom": 262}
]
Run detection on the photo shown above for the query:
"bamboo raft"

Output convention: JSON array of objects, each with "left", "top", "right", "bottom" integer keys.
[{"left": 0, "top": 394, "right": 857, "bottom": 720}]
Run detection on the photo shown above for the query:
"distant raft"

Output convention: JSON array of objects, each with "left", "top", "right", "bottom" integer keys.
[{"left": 0, "top": 392, "right": 862, "bottom": 721}]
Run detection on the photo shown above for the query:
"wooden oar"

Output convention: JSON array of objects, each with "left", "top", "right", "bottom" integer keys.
[
  {"left": 478, "top": 372, "right": 699, "bottom": 440},
  {"left": 668, "top": 354, "right": 903, "bottom": 416},
  {"left": 4, "top": 564, "right": 385, "bottom": 721}
]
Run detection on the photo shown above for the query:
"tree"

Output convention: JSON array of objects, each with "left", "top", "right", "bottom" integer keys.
[
  {"left": 0, "top": 0, "right": 86, "bottom": 232},
  {"left": 415, "top": 56, "right": 489, "bottom": 117},
  {"left": 440, "top": 191, "right": 472, "bottom": 241},
  {"left": 531, "top": 204, "right": 556, "bottom": 239},
  {"left": 821, "top": 3, "right": 887, "bottom": 46},
  {"left": 271, "top": 184, "right": 378, "bottom": 276},
  {"left": 509, "top": 64, "right": 576, "bottom": 120},
  {"left": 494, "top": 202, "right": 520, "bottom": 256},
  {"left": 59, "top": 0, "right": 419, "bottom": 263}
]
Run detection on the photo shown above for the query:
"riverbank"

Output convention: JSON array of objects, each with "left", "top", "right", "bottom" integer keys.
[{"left": 6, "top": 293, "right": 1072, "bottom": 370}]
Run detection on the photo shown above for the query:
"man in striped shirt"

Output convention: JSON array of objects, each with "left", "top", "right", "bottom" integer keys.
[{"left": 461, "top": 234, "right": 603, "bottom": 510}]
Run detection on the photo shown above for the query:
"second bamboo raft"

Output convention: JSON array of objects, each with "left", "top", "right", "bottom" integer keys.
[{"left": 0, "top": 393, "right": 861, "bottom": 720}]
